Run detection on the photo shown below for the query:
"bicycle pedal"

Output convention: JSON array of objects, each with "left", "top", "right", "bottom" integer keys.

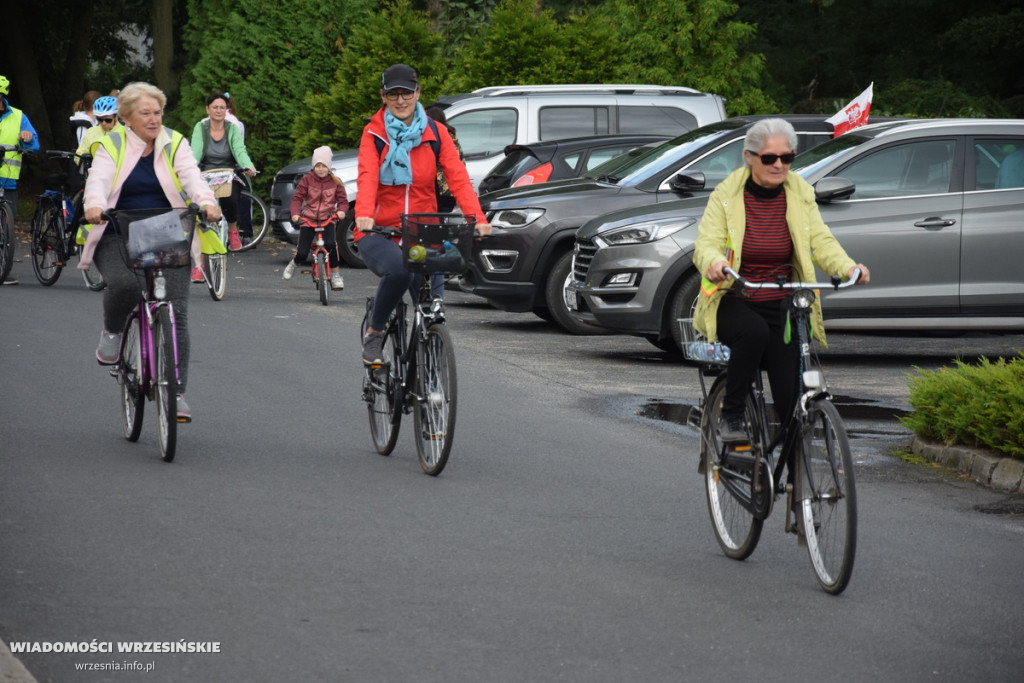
[{"left": 176, "top": 416, "right": 192, "bottom": 424}]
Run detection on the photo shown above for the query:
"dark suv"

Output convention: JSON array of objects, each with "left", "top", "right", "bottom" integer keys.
[{"left": 462, "top": 115, "right": 835, "bottom": 333}]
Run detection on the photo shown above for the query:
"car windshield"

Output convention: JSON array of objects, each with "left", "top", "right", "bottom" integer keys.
[
  {"left": 791, "top": 126, "right": 892, "bottom": 179},
  {"left": 585, "top": 120, "right": 746, "bottom": 183}
]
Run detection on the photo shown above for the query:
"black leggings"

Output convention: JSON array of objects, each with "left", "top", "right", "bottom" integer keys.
[
  {"left": 292, "top": 222, "right": 339, "bottom": 268},
  {"left": 716, "top": 296, "right": 799, "bottom": 422}
]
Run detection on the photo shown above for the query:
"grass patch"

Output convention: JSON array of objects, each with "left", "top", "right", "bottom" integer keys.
[{"left": 900, "top": 352, "right": 1024, "bottom": 460}]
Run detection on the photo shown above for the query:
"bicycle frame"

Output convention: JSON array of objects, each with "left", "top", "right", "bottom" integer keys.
[{"left": 126, "top": 270, "right": 182, "bottom": 396}]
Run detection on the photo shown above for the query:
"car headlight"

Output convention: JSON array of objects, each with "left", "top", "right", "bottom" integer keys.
[
  {"left": 488, "top": 208, "right": 545, "bottom": 229},
  {"left": 595, "top": 218, "right": 694, "bottom": 247}
]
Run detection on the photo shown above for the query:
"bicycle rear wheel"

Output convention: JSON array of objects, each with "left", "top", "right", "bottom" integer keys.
[
  {"left": 153, "top": 306, "right": 178, "bottom": 462},
  {"left": 702, "top": 376, "right": 764, "bottom": 560},
  {"left": 317, "top": 252, "right": 329, "bottom": 305},
  {"left": 231, "top": 190, "right": 269, "bottom": 252},
  {"left": 413, "top": 323, "right": 457, "bottom": 476},
  {"left": 1, "top": 200, "right": 15, "bottom": 284},
  {"left": 119, "top": 313, "right": 145, "bottom": 441},
  {"left": 30, "top": 199, "right": 64, "bottom": 286},
  {"left": 797, "top": 398, "right": 856, "bottom": 594},
  {"left": 363, "top": 301, "right": 403, "bottom": 455}
]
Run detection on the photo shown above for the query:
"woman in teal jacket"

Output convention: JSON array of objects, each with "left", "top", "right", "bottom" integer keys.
[
  {"left": 191, "top": 91, "right": 256, "bottom": 255},
  {"left": 692, "top": 118, "right": 870, "bottom": 444}
]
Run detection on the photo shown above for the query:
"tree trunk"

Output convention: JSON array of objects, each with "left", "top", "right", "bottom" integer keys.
[
  {"left": 151, "top": 0, "right": 179, "bottom": 96},
  {"left": 2, "top": 2, "right": 53, "bottom": 150}
]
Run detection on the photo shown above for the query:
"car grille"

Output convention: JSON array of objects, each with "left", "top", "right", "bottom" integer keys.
[{"left": 573, "top": 238, "right": 596, "bottom": 282}]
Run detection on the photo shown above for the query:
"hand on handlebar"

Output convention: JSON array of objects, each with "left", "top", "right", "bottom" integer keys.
[
  {"left": 848, "top": 264, "right": 870, "bottom": 284},
  {"left": 355, "top": 216, "right": 375, "bottom": 233},
  {"left": 706, "top": 260, "right": 730, "bottom": 283},
  {"left": 201, "top": 204, "right": 222, "bottom": 222},
  {"left": 475, "top": 221, "right": 492, "bottom": 237}
]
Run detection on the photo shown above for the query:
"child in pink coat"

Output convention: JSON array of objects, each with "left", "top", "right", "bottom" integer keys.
[{"left": 283, "top": 146, "right": 349, "bottom": 290}]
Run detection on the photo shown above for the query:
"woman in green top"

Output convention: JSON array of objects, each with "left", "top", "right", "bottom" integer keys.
[{"left": 191, "top": 91, "right": 256, "bottom": 254}]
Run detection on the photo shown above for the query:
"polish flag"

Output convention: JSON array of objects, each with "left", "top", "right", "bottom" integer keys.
[{"left": 827, "top": 83, "right": 873, "bottom": 137}]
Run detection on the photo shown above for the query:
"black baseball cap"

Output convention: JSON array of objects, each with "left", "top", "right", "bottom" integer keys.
[{"left": 381, "top": 64, "right": 419, "bottom": 93}]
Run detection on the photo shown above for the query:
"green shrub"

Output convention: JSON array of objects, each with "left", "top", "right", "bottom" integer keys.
[{"left": 901, "top": 353, "right": 1024, "bottom": 459}]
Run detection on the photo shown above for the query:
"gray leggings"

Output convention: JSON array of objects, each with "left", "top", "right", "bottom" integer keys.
[{"left": 93, "top": 234, "right": 191, "bottom": 392}]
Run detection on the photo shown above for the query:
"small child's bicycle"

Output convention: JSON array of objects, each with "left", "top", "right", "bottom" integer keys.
[{"left": 294, "top": 217, "right": 339, "bottom": 306}]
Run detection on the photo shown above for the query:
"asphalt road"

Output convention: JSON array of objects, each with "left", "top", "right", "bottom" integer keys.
[{"left": 2, "top": 237, "right": 1022, "bottom": 682}]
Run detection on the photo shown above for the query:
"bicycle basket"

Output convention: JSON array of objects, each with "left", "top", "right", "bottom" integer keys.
[
  {"left": 200, "top": 168, "right": 235, "bottom": 198},
  {"left": 109, "top": 208, "right": 196, "bottom": 269},
  {"left": 678, "top": 317, "right": 731, "bottom": 365},
  {"left": 400, "top": 213, "right": 477, "bottom": 275}
]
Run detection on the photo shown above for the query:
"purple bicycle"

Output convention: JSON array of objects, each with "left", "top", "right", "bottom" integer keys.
[{"left": 104, "top": 206, "right": 210, "bottom": 462}]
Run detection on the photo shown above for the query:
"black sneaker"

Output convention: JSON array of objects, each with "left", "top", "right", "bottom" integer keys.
[
  {"left": 362, "top": 331, "right": 384, "bottom": 365},
  {"left": 718, "top": 412, "right": 748, "bottom": 443}
]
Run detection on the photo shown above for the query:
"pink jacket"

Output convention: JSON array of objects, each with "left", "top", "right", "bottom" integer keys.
[{"left": 80, "top": 126, "right": 217, "bottom": 267}]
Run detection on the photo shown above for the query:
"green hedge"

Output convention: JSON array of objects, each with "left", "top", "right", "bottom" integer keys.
[{"left": 901, "top": 353, "right": 1024, "bottom": 460}]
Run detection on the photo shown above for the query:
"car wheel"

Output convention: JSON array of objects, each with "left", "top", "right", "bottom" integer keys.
[
  {"left": 667, "top": 271, "right": 702, "bottom": 354},
  {"left": 645, "top": 334, "right": 683, "bottom": 355},
  {"left": 544, "top": 251, "right": 614, "bottom": 335},
  {"left": 337, "top": 211, "right": 366, "bottom": 269}
]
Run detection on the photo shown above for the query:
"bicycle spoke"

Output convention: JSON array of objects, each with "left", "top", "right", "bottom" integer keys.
[{"left": 413, "top": 324, "right": 456, "bottom": 476}]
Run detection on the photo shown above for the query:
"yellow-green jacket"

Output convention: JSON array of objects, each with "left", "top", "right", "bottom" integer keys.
[{"left": 692, "top": 166, "right": 856, "bottom": 347}]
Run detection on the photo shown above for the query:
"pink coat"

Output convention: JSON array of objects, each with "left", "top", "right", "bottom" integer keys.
[{"left": 80, "top": 126, "right": 217, "bottom": 267}]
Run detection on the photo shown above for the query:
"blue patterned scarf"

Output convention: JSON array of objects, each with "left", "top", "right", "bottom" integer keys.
[{"left": 379, "top": 103, "right": 428, "bottom": 186}]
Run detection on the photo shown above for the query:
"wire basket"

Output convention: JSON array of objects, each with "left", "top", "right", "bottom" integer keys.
[
  {"left": 678, "top": 317, "right": 731, "bottom": 365},
  {"left": 107, "top": 207, "right": 197, "bottom": 270},
  {"left": 400, "top": 213, "right": 477, "bottom": 275},
  {"left": 200, "top": 168, "right": 235, "bottom": 198}
]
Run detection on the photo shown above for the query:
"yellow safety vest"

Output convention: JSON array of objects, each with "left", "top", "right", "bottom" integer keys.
[{"left": 0, "top": 107, "right": 25, "bottom": 182}]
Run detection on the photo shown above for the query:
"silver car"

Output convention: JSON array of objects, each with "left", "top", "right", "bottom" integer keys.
[{"left": 568, "top": 118, "right": 1024, "bottom": 353}]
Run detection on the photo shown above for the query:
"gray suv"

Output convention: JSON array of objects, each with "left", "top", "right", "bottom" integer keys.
[
  {"left": 269, "top": 83, "right": 727, "bottom": 261},
  {"left": 568, "top": 118, "right": 1024, "bottom": 352},
  {"left": 464, "top": 116, "right": 835, "bottom": 334}
]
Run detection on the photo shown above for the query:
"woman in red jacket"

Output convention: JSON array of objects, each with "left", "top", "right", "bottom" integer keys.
[{"left": 354, "top": 64, "right": 491, "bottom": 365}]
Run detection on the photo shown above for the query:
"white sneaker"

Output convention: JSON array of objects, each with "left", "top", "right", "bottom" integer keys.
[
  {"left": 283, "top": 261, "right": 296, "bottom": 280},
  {"left": 331, "top": 272, "right": 344, "bottom": 290},
  {"left": 96, "top": 330, "right": 121, "bottom": 365}
]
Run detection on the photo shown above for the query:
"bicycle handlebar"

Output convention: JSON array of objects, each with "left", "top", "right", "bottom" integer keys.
[{"left": 722, "top": 266, "right": 862, "bottom": 291}]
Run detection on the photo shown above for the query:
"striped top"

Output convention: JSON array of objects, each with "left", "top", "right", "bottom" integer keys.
[{"left": 733, "top": 179, "right": 792, "bottom": 301}]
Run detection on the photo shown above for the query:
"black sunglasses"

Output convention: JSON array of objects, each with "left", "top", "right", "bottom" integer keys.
[
  {"left": 97, "top": 117, "right": 116, "bottom": 124},
  {"left": 747, "top": 150, "right": 796, "bottom": 165}
]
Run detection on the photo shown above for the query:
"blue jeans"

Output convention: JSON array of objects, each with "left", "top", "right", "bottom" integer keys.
[{"left": 358, "top": 234, "right": 443, "bottom": 331}]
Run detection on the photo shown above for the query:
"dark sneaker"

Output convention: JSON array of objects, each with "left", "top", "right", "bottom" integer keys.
[
  {"left": 718, "top": 412, "right": 748, "bottom": 443},
  {"left": 176, "top": 394, "right": 192, "bottom": 423},
  {"left": 96, "top": 330, "right": 121, "bottom": 365},
  {"left": 362, "top": 331, "right": 384, "bottom": 366}
]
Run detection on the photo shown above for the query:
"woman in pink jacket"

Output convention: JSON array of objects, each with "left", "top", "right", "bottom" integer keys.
[{"left": 82, "top": 82, "right": 221, "bottom": 421}]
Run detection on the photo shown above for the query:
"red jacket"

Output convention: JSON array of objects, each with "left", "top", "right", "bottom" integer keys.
[
  {"left": 290, "top": 171, "right": 349, "bottom": 225},
  {"left": 354, "top": 108, "right": 484, "bottom": 241}
]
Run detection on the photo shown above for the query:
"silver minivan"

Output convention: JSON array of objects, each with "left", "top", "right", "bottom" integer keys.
[
  {"left": 568, "top": 118, "right": 1024, "bottom": 352},
  {"left": 269, "top": 83, "right": 727, "bottom": 260}
]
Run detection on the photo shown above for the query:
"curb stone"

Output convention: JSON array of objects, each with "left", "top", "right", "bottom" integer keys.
[
  {"left": 0, "top": 639, "right": 37, "bottom": 683},
  {"left": 911, "top": 436, "right": 1023, "bottom": 494}
]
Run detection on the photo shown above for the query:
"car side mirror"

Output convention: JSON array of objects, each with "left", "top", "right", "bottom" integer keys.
[
  {"left": 814, "top": 176, "right": 856, "bottom": 203},
  {"left": 669, "top": 171, "right": 706, "bottom": 193}
]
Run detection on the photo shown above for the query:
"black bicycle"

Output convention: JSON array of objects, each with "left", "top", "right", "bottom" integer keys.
[
  {"left": 360, "top": 213, "right": 476, "bottom": 475},
  {"left": 29, "top": 150, "right": 105, "bottom": 290},
  {"left": 0, "top": 144, "right": 18, "bottom": 284},
  {"left": 685, "top": 266, "right": 861, "bottom": 594}
]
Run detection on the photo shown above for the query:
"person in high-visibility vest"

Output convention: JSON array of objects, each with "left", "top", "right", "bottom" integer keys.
[
  {"left": 82, "top": 82, "right": 222, "bottom": 422},
  {"left": 0, "top": 74, "right": 41, "bottom": 286}
]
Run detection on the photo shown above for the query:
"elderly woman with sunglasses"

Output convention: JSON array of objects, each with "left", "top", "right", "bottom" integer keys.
[{"left": 692, "top": 118, "right": 870, "bottom": 443}]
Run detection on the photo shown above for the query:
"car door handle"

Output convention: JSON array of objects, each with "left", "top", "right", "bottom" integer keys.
[{"left": 914, "top": 217, "right": 957, "bottom": 228}]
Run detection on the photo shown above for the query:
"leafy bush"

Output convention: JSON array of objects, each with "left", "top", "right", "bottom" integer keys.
[{"left": 901, "top": 354, "right": 1024, "bottom": 459}]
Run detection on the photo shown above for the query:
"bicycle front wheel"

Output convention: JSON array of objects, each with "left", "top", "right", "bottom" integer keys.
[
  {"left": 797, "top": 398, "right": 856, "bottom": 594},
  {"left": 0, "top": 201, "right": 15, "bottom": 284},
  {"left": 231, "top": 190, "right": 269, "bottom": 252},
  {"left": 413, "top": 323, "right": 457, "bottom": 476},
  {"left": 153, "top": 306, "right": 178, "bottom": 462},
  {"left": 206, "top": 252, "right": 226, "bottom": 301},
  {"left": 119, "top": 313, "right": 145, "bottom": 441},
  {"left": 31, "top": 200, "right": 64, "bottom": 285},
  {"left": 317, "top": 252, "right": 329, "bottom": 305},
  {"left": 702, "top": 376, "right": 764, "bottom": 560}
]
